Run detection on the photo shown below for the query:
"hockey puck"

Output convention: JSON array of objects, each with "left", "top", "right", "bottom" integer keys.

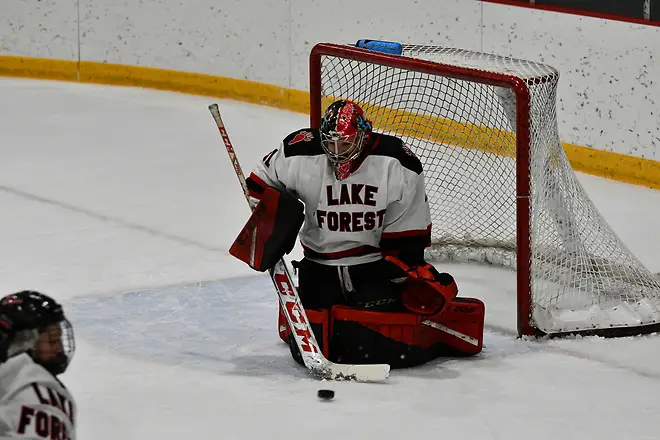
[{"left": 317, "top": 389, "right": 335, "bottom": 400}]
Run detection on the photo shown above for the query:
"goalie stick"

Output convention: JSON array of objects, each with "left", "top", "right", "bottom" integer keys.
[{"left": 208, "top": 103, "right": 390, "bottom": 382}]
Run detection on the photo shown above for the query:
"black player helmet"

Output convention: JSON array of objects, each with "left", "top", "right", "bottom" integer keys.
[
  {"left": 320, "top": 100, "right": 373, "bottom": 179},
  {"left": 0, "top": 291, "right": 75, "bottom": 376}
]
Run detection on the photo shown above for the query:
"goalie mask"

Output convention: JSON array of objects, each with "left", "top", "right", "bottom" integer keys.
[
  {"left": 320, "top": 100, "right": 373, "bottom": 180},
  {"left": 0, "top": 291, "right": 75, "bottom": 376}
]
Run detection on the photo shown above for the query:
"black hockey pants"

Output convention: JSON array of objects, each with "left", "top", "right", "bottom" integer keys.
[{"left": 294, "top": 258, "right": 403, "bottom": 312}]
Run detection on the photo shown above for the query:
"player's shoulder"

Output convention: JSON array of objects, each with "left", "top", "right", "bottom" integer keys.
[
  {"left": 0, "top": 353, "right": 58, "bottom": 384},
  {"left": 0, "top": 354, "right": 61, "bottom": 398},
  {"left": 282, "top": 128, "right": 324, "bottom": 158},
  {"left": 370, "top": 133, "right": 423, "bottom": 175}
]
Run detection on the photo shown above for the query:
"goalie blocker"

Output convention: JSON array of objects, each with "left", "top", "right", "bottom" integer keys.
[
  {"left": 230, "top": 188, "right": 485, "bottom": 369},
  {"left": 229, "top": 186, "right": 304, "bottom": 271}
]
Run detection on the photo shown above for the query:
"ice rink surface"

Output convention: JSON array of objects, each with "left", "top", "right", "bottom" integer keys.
[{"left": 1, "top": 78, "right": 659, "bottom": 440}]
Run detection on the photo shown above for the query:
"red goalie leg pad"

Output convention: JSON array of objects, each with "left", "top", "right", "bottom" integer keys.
[
  {"left": 305, "top": 309, "right": 331, "bottom": 359},
  {"left": 287, "top": 308, "right": 331, "bottom": 365},
  {"left": 277, "top": 302, "right": 290, "bottom": 343},
  {"left": 330, "top": 301, "right": 484, "bottom": 368},
  {"left": 420, "top": 297, "right": 485, "bottom": 356},
  {"left": 331, "top": 306, "right": 437, "bottom": 368},
  {"left": 278, "top": 303, "right": 330, "bottom": 355}
]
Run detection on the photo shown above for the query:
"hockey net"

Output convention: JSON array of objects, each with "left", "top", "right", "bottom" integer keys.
[{"left": 309, "top": 43, "right": 660, "bottom": 337}]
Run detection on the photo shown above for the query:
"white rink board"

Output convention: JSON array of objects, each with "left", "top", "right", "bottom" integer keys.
[
  {"left": 1, "top": 1, "right": 659, "bottom": 159},
  {"left": 0, "top": 0, "right": 78, "bottom": 60},
  {"left": 482, "top": 2, "right": 660, "bottom": 160}
]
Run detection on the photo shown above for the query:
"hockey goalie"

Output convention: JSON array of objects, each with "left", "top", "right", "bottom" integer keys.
[{"left": 230, "top": 100, "right": 485, "bottom": 369}]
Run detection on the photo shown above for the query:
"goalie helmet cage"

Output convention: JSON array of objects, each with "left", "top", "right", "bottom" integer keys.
[{"left": 309, "top": 42, "right": 660, "bottom": 337}]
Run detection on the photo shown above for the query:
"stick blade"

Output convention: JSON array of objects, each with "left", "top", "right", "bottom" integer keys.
[{"left": 307, "top": 357, "right": 390, "bottom": 382}]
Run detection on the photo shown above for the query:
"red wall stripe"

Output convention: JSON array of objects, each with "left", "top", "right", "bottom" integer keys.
[{"left": 480, "top": 0, "right": 660, "bottom": 27}]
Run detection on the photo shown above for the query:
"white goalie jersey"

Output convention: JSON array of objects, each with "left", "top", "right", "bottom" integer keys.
[
  {"left": 247, "top": 128, "right": 432, "bottom": 266},
  {"left": 0, "top": 354, "right": 76, "bottom": 439}
]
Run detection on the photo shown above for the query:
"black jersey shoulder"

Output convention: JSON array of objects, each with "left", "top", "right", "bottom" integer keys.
[
  {"left": 282, "top": 128, "right": 324, "bottom": 157},
  {"left": 369, "top": 133, "right": 423, "bottom": 175}
]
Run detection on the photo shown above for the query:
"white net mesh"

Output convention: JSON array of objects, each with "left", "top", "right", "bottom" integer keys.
[{"left": 316, "top": 44, "right": 660, "bottom": 335}]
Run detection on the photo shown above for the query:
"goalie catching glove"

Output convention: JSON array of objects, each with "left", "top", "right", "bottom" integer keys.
[
  {"left": 230, "top": 186, "right": 304, "bottom": 271},
  {"left": 384, "top": 256, "right": 458, "bottom": 316}
]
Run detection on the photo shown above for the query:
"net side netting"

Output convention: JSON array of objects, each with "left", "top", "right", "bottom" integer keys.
[{"left": 318, "top": 44, "right": 660, "bottom": 334}]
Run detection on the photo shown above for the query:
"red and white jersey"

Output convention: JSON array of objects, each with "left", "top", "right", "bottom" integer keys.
[
  {"left": 0, "top": 354, "right": 76, "bottom": 439},
  {"left": 247, "top": 128, "right": 431, "bottom": 266}
]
